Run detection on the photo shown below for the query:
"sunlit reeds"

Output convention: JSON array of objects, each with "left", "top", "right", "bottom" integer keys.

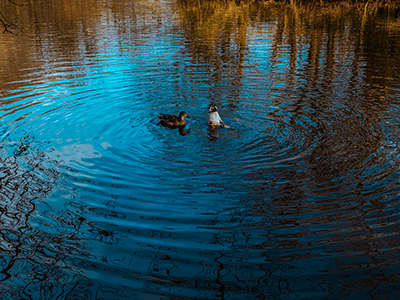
[{"left": 179, "top": 0, "right": 400, "bottom": 7}]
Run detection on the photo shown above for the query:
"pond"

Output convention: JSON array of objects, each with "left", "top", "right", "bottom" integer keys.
[{"left": 1, "top": 0, "right": 400, "bottom": 299}]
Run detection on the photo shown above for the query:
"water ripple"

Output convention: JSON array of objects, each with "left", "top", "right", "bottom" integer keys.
[{"left": 1, "top": 0, "right": 400, "bottom": 298}]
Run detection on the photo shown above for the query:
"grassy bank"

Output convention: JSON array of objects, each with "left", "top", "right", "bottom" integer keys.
[
  {"left": 179, "top": 0, "right": 400, "bottom": 3},
  {"left": 178, "top": 0, "right": 400, "bottom": 10}
]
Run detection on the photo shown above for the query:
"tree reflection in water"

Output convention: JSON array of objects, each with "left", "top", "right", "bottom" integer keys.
[{"left": 0, "top": 132, "right": 95, "bottom": 298}]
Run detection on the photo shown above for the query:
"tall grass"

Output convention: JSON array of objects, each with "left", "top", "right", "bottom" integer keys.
[{"left": 178, "top": 0, "right": 400, "bottom": 10}]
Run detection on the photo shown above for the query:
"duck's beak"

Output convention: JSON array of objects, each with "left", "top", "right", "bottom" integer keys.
[{"left": 186, "top": 115, "right": 190, "bottom": 119}]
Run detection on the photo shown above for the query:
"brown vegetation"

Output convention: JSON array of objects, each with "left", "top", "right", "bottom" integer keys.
[
  {"left": 178, "top": 0, "right": 400, "bottom": 12},
  {"left": 180, "top": 0, "right": 400, "bottom": 5}
]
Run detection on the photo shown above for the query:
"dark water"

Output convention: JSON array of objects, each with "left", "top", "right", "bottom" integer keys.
[{"left": 1, "top": 0, "right": 400, "bottom": 299}]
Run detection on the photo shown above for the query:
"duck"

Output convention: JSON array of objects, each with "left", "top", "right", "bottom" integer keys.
[
  {"left": 157, "top": 111, "right": 190, "bottom": 127},
  {"left": 207, "top": 103, "right": 225, "bottom": 129}
]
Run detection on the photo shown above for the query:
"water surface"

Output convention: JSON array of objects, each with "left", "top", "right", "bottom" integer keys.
[{"left": 1, "top": 0, "right": 400, "bottom": 299}]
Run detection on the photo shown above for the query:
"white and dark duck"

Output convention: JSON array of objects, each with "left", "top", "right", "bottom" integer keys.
[
  {"left": 207, "top": 103, "right": 226, "bottom": 129},
  {"left": 157, "top": 111, "right": 190, "bottom": 127}
]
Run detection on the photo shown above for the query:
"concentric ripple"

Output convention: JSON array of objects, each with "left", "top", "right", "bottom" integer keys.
[{"left": 1, "top": 0, "right": 400, "bottom": 299}]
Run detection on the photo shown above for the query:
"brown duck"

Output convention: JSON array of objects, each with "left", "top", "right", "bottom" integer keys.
[{"left": 157, "top": 111, "right": 190, "bottom": 127}]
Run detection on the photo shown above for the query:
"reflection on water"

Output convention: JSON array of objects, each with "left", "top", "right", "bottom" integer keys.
[{"left": 1, "top": 0, "right": 400, "bottom": 299}]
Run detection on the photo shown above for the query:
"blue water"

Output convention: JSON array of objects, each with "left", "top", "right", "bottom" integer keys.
[{"left": 1, "top": 0, "right": 400, "bottom": 299}]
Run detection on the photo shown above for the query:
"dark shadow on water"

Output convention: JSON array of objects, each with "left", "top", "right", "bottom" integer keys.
[
  {"left": 207, "top": 127, "right": 220, "bottom": 140},
  {"left": 207, "top": 125, "right": 226, "bottom": 141},
  {"left": 207, "top": 124, "right": 238, "bottom": 141},
  {"left": 157, "top": 122, "right": 191, "bottom": 136}
]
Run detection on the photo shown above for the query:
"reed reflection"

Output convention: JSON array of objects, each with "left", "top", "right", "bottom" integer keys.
[{"left": 0, "top": 0, "right": 168, "bottom": 92}]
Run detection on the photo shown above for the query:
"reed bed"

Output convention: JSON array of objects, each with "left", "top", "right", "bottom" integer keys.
[{"left": 178, "top": 0, "right": 400, "bottom": 11}]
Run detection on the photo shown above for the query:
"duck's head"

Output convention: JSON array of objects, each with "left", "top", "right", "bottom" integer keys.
[
  {"left": 208, "top": 103, "right": 218, "bottom": 113},
  {"left": 179, "top": 111, "right": 190, "bottom": 119}
]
